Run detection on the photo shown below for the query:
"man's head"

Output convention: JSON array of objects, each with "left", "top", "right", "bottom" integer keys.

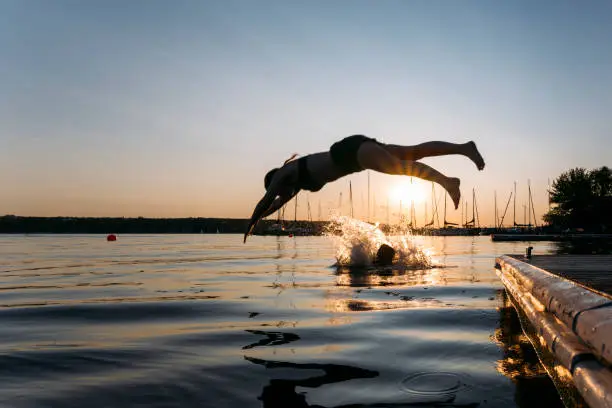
[{"left": 375, "top": 244, "right": 396, "bottom": 266}]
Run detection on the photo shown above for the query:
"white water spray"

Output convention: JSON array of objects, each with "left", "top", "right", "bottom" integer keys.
[{"left": 324, "top": 215, "right": 432, "bottom": 268}]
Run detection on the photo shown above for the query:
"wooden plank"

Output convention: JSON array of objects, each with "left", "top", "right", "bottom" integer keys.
[
  {"left": 508, "top": 255, "right": 612, "bottom": 296},
  {"left": 492, "top": 234, "right": 612, "bottom": 242},
  {"left": 496, "top": 255, "right": 612, "bottom": 408}
]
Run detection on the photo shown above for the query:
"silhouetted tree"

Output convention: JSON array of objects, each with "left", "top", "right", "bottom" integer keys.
[{"left": 543, "top": 166, "right": 612, "bottom": 232}]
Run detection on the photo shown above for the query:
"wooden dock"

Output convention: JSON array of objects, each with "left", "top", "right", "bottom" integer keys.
[
  {"left": 491, "top": 233, "right": 612, "bottom": 242},
  {"left": 523, "top": 255, "right": 612, "bottom": 296},
  {"left": 496, "top": 254, "right": 612, "bottom": 408}
]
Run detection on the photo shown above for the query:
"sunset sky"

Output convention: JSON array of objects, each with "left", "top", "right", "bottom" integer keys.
[{"left": 2, "top": 1, "right": 611, "bottom": 226}]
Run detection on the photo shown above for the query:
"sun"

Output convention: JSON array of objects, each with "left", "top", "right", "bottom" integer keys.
[{"left": 389, "top": 180, "right": 426, "bottom": 204}]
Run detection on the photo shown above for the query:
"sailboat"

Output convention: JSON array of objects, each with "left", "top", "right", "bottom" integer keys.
[
  {"left": 498, "top": 191, "right": 513, "bottom": 229},
  {"left": 463, "top": 188, "right": 481, "bottom": 235},
  {"left": 512, "top": 180, "right": 538, "bottom": 231},
  {"left": 424, "top": 183, "right": 439, "bottom": 229},
  {"left": 258, "top": 199, "right": 290, "bottom": 236},
  {"left": 433, "top": 193, "right": 461, "bottom": 236},
  {"left": 443, "top": 194, "right": 458, "bottom": 229}
]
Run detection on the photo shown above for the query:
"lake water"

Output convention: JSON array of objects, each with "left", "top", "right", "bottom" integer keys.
[{"left": 0, "top": 232, "right": 567, "bottom": 407}]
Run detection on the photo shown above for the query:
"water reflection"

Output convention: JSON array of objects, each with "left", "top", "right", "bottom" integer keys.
[
  {"left": 334, "top": 266, "right": 445, "bottom": 288},
  {"left": 243, "top": 330, "right": 301, "bottom": 350},
  {"left": 247, "top": 356, "right": 479, "bottom": 407},
  {"left": 245, "top": 356, "right": 378, "bottom": 408},
  {"left": 494, "top": 291, "right": 566, "bottom": 408},
  {"left": 0, "top": 235, "right": 579, "bottom": 407},
  {"left": 328, "top": 264, "right": 453, "bottom": 313}
]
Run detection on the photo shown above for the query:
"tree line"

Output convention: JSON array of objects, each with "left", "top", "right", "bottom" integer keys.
[
  {"left": 544, "top": 166, "right": 611, "bottom": 232},
  {"left": 0, "top": 216, "right": 327, "bottom": 234}
]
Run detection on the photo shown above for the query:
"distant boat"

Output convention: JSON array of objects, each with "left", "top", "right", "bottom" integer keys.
[{"left": 256, "top": 223, "right": 290, "bottom": 236}]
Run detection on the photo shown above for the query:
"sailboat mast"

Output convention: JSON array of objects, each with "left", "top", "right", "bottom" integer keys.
[
  {"left": 367, "top": 171, "right": 371, "bottom": 223},
  {"left": 349, "top": 181, "right": 354, "bottom": 218},
  {"left": 411, "top": 199, "right": 415, "bottom": 228},
  {"left": 473, "top": 189, "right": 480, "bottom": 228},
  {"left": 386, "top": 196, "right": 390, "bottom": 226},
  {"left": 472, "top": 189, "right": 475, "bottom": 227},
  {"left": 494, "top": 191, "right": 498, "bottom": 229},
  {"left": 527, "top": 180, "right": 531, "bottom": 227},
  {"left": 443, "top": 194, "right": 447, "bottom": 226},
  {"left": 499, "top": 192, "right": 512, "bottom": 228},
  {"left": 399, "top": 200, "right": 403, "bottom": 225},
  {"left": 513, "top": 181, "right": 517, "bottom": 226},
  {"left": 433, "top": 184, "right": 440, "bottom": 228},
  {"left": 373, "top": 196, "right": 377, "bottom": 221},
  {"left": 529, "top": 181, "right": 537, "bottom": 228}
]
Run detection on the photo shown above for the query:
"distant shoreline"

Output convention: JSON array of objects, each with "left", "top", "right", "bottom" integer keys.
[
  {"left": 3, "top": 215, "right": 607, "bottom": 237},
  {"left": 0, "top": 215, "right": 327, "bottom": 234}
]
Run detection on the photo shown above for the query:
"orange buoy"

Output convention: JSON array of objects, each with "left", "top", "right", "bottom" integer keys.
[{"left": 106, "top": 234, "right": 117, "bottom": 242}]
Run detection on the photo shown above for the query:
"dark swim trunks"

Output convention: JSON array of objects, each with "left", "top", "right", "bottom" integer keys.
[
  {"left": 329, "top": 135, "right": 379, "bottom": 173},
  {"left": 296, "top": 157, "right": 325, "bottom": 192}
]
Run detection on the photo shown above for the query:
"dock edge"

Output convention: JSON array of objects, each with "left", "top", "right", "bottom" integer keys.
[{"left": 496, "top": 255, "right": 612, "bottom": 408}]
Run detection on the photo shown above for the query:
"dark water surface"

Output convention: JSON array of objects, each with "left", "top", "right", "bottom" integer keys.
[{"left": 0, "top": 234, "right": 565, "bottom": 407}]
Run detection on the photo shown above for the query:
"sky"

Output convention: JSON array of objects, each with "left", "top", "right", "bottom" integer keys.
[{"left": 1, "top": 0, "right": 611, "bottom": 226}]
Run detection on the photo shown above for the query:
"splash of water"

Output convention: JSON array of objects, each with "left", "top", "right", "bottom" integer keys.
[{"left": 324, "top": 215, "right": 432, "bottom": 269}]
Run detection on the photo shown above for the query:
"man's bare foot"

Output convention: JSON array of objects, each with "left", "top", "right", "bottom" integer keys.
[
  {"left": 446, "top": 177, "right": 461, "bottom": 210},
  {"left": 465, "top": 141, "right": 485, "bottom": 170}
]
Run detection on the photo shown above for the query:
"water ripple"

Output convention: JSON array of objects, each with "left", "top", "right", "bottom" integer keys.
[{"left": 0, "top": 234, "right": 564, "bottom": 407}]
